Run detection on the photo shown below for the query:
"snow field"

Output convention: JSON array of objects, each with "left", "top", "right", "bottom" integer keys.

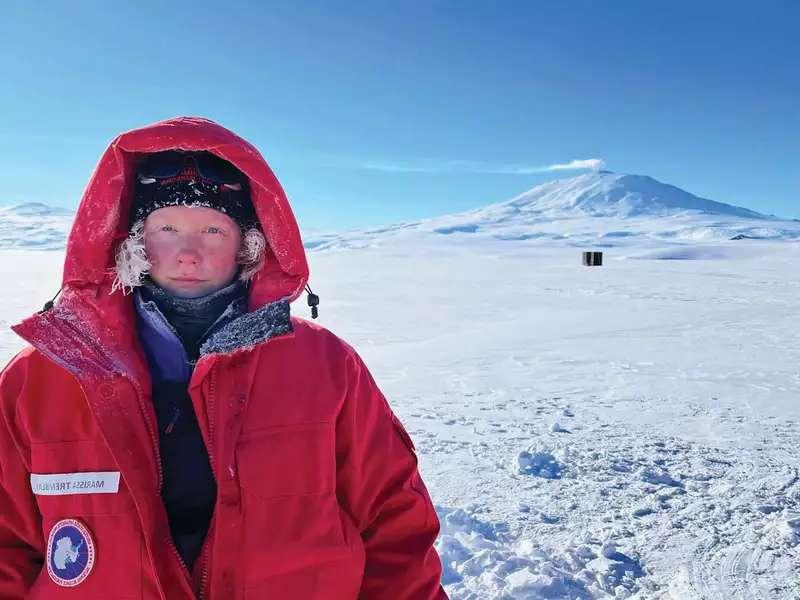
[
  {"left": 2, "top": 236, "right": 799, "bottom": 599},
  {"left": 308, "top": 242, "right": 800, "bottom": 599}
]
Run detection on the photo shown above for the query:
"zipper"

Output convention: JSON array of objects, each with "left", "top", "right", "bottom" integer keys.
[
  {"left": 147, "top": 356, "right": 219, "bottom": 598},
  {"left": 197, "top": 362, "right": 218, "bottom": 600},
  {"left": 98, "top": 374, "right": 195, "bottom": 586},
  {"left": 196, "top": 516, "right": 215, "bottom": 600},
  {"left": 53, "top": 315, "right": 118, "bottom": 374},
  {"left": 167, "top": 534, "right": 193, "bottom": 580},
  {"left": 124, "top": 372, "right": 195, "bottom": 585}
]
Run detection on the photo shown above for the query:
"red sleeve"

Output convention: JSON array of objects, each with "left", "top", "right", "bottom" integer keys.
[
  {"left": 335, "top": 350, "right": 447, "bottom": 600},
  {"left": 0, "top": 355, "right": 45, "bottom": 598}
]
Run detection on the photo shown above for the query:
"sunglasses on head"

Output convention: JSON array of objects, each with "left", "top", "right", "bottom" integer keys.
[{"left": 137, "top": 151, "right": 244, "bottom": 190}]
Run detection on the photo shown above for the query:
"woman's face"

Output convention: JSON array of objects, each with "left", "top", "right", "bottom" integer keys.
[{"left": 143, "top": 206, "right": 242, "bottom": 298}]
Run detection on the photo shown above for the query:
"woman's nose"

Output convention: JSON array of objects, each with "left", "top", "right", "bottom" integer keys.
[{"left": 176, "top": 246, "right": 201, "bottom": 265}]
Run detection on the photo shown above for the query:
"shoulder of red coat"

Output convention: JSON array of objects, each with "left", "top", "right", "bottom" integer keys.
[
  {"left": 289, "top": 316, "right": 361, "bottom": 361},
  {"left": 0, "top": 345, "right": 67, "bottom": 403},
  {"left": 1, "top": 345, "right": 56, "bottom": 379}
]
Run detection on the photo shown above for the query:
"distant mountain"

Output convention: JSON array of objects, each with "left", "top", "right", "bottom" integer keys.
[
  {"left": 0, "top": 203, "right": 74, "bottom": 250},
  {"left": 0, "top": 202, "right": 74, "bottom": 218},
  {"left": 304, "top": 172, "right": 800, "bottom": 252},
  {"left": 493, "top": 171, "right": 769, "bottom": 220}
]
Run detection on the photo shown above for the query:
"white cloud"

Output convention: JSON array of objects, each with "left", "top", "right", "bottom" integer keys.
[{"left": 544, "top": 159, "right": 606, "bottom": 172}]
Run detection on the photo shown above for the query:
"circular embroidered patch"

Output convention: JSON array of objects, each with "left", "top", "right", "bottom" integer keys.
[{"left": 46, "top": 519, "right": 95, "bottom": 587}]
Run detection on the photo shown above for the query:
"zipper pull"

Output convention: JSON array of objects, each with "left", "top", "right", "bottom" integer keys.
[
  {"left": 164, "top": 406, "right": 181, "bottom": 435},
  {"left": 305, "top": 283, "right": 320, "bottom": 319},
  {"left": 39, "top": 287, "right": 64, "bottom": 313}
]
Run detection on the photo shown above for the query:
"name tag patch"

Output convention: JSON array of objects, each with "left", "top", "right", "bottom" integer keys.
[{"left": 31, "top": 472, "right": 120, "bottom": 496}]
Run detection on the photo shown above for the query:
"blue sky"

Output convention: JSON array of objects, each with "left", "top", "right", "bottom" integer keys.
[{"left": 2, "top": 1, "right": 798, "bottom": 230}]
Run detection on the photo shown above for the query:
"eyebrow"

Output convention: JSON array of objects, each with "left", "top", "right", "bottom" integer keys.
[{"left": 148, "top": 220, "right": 229, "bottom": 227}]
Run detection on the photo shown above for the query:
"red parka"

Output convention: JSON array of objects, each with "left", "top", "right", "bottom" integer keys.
[{"left": 0, "top": 116, "right": 446, "bottom": 599}]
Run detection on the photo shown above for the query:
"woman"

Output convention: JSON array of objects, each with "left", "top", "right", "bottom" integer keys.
[{"left": 0, "top": 116, "right": 446, "bottom": 599}]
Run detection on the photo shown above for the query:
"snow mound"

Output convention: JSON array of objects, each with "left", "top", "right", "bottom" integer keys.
[
  {"left": 778, "top": 517, "right": 800, "bottom": 545},
  {"left": 764, "top": 512, "right": 800, "bottom": 547},
  {"left": 435, "top": 505, "right": 645, "bottom": 599},
  {"left": 517, "top": 446, "right": 564, "bottom": 479},
  {"left": 638, "top": 466, "right": 682, "bottom": 487}
]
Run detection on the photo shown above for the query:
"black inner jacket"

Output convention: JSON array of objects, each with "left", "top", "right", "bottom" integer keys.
[{"left": 135, "top": 277, "right": 247, "bottom": 569}]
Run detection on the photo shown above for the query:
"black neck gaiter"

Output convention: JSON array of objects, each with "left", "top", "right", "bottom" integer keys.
[{"left": 139, "top": 276, "right": 246, "bottom": 360}]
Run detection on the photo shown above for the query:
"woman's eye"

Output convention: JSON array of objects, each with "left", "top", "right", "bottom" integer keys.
[
  {"left": 205, "top": 226, "right": 222, "bottom": 234},
  {"left": 160, "top": 225, "right": 176, "bottom": 232}
]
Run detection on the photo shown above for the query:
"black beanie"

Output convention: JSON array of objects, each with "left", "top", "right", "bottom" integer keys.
[{"left": 131, "top": 151, "right": 258, "bottom": 230}]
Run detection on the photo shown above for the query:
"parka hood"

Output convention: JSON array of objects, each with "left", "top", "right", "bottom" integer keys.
[
  {"left": 12, "top": 116, "right": 308, "bottom": 383},
  {"left": 65, "top": 115, "right": 308, "bottom": 309}
]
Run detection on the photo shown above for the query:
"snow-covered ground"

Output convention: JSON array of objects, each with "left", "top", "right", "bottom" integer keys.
[
  {"left": 309, "top": 239, "right": 800, "bottom": 600},
  {"left": 2, "top": 172, "right": 799, "bottom": 598}
]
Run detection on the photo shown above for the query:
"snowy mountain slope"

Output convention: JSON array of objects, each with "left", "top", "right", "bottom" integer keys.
[
  {"left": 304, "top": 172, "right": 800, "bottom": 253},
  {"left": 0, "top": 203, "right": 73, "bottom": 250},
  {"left": 496, "top": 171, "right": 768, "bottom": 219}
]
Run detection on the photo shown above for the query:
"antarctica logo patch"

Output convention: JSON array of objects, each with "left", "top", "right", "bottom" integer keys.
[{"left": 46, "top": 519, "right": 95, "bottom": 587}]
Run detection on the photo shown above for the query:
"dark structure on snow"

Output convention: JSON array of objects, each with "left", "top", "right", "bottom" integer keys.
[{"left": 582, "top": 251, "right": 603, "bottom": 266}]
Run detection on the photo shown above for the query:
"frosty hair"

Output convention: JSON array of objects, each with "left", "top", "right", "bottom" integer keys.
[{"left": 110, "top": 219, "right": 267, "bottom": 295}]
